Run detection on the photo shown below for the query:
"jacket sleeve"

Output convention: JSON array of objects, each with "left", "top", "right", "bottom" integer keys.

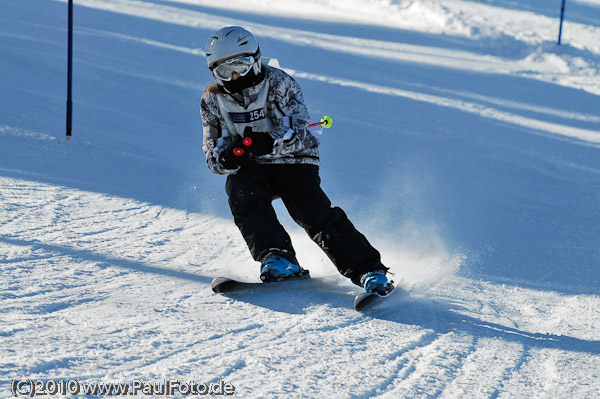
[
  {"left": 200, "top": 90, "right": 240, "bottom": 175},
  {"left": 268, "top": 70, "right": 319, "bottom": 157}
]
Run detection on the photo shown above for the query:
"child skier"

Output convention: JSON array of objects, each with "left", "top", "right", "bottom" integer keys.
[{"left": 200, "top": 26, "right": 393, "bottom": 296}]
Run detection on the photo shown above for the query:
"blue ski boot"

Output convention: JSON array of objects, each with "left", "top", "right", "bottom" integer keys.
[
  {"left": 360, "top": 270, "right": 394, "bottom": 296},
  {"left": 260, "top": 251, "right": 310, "bottom": 282}
]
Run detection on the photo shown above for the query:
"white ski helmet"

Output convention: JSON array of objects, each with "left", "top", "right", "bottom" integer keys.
[{"left": 205, "top": 26, "right": 261, "bottom": 71}]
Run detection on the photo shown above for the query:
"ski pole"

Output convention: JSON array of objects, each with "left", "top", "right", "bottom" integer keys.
[
  {"left": 308, "top": 115, "right": 333, "bottom": 129},
  {"left": 233, "top": 115, "right": 333, "bottom": 156}
]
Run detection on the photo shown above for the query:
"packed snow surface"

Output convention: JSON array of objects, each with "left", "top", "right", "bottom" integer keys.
[{"left": 1, "top": 0, "right": 600, "bottom": 397}]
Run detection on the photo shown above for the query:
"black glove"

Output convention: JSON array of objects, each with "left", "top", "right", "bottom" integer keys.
[
  {"left": 218, "top": 135, "right": 249, "bottom": 170},
  {"left": 242, "top": 126, "right": 274, "bottom": 156}
]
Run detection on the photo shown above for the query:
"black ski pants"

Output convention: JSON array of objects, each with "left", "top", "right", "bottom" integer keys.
[{"left": 225, "top": 163, "right": 386, "bottom": 285}]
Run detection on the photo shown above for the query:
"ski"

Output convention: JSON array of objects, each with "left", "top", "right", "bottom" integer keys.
[
  {"left": 354, "top": 286, "right": 396, "bottom": 312},
  {"left": 211, "top": 272, "right": 310, "bottom": 294},
  {"left": 212, "top": 275, "right": 396, "bottom": 312},
  {"left": 354, "top": 292, "right": 381, "bottom": 311},
  {"left": 211, "top": 277, "right": 254, "bottom": 294}
]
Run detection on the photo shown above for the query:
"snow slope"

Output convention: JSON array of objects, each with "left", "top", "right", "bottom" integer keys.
[{"left": 1, "top": 0, "right": 600, "bottom": 397}]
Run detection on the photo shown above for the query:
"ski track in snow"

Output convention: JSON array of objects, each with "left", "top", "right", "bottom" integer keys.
[
  {"left": 53, "top": 0, "right": 600, "bottom": 146},
  {"left": 1, "top": 174, "right": 599, "bottom": 397},
  {"left": 2, "top": 0, "right": 600, "bottom": 397},
  {"left": 53, "top": 0, "right": 600, "bottom": 96}
]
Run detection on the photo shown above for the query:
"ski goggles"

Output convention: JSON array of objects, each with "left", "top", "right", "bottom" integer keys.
[{"left": 212, "top": 56, "right": 256, "bottom": 81}]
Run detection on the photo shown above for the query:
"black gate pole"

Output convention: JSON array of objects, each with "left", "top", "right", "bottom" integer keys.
[
  {"left": 558, "top": 0, "right": 566, "bottom": 45},
  {"left": 66, "top": 0, "right": 73, "bottom": 139}
]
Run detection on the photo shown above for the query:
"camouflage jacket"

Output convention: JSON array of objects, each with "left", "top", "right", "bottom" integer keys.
[{"left": 201, "top": 66, "right": 320, "bottom": 175}]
